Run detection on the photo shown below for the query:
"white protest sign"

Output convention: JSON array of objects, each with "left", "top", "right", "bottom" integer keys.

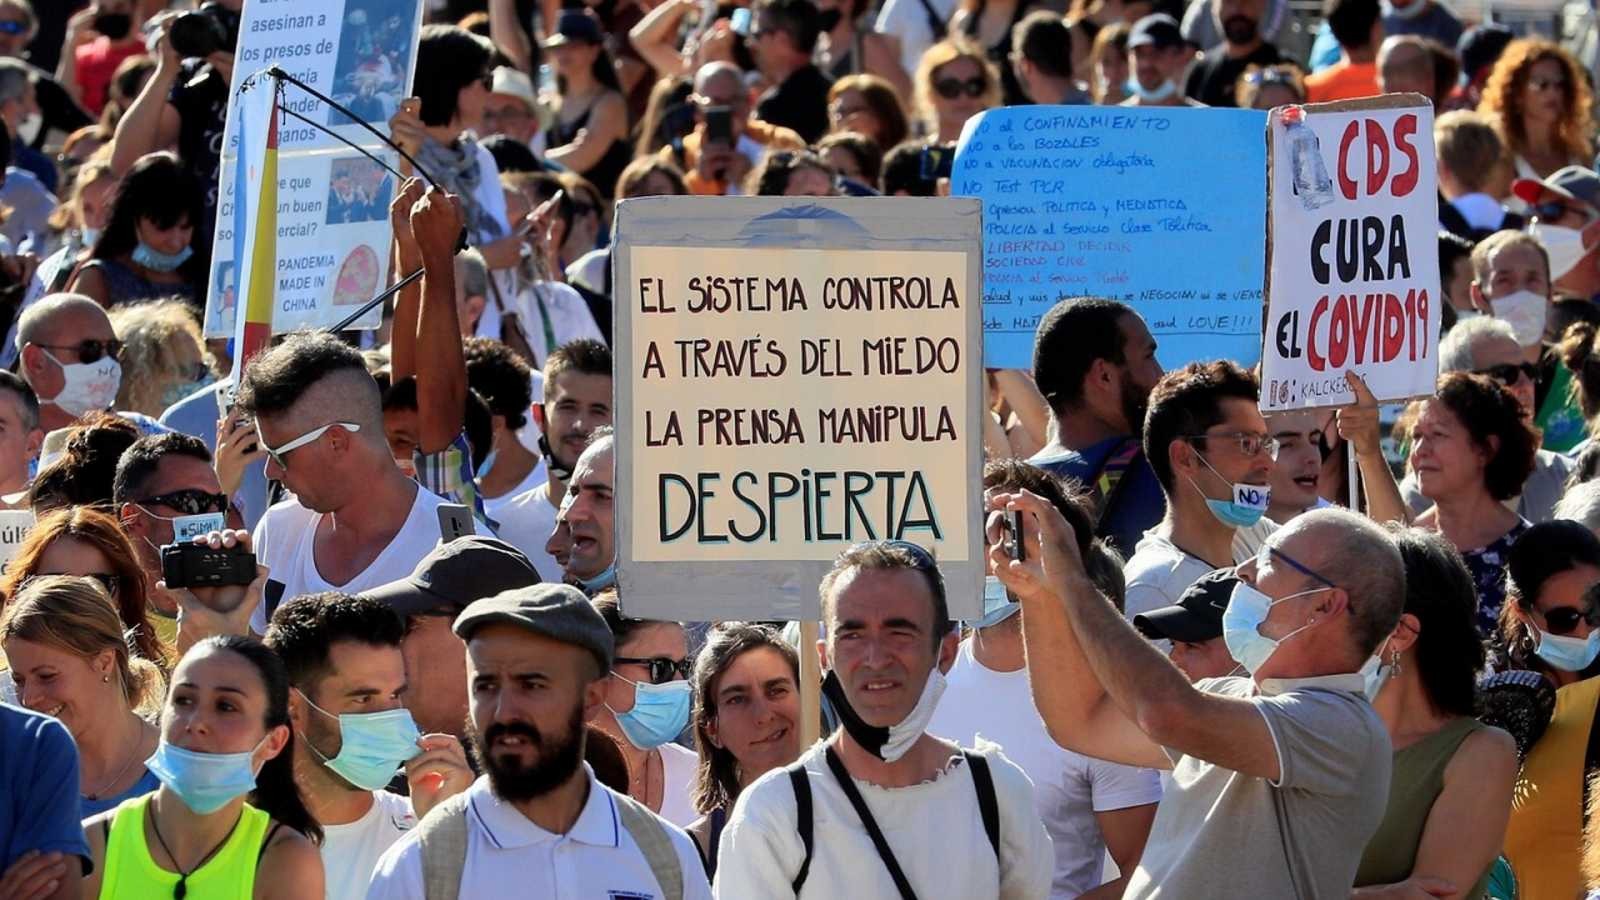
[
  {"left": 202, "top": 0, "right": 423, "bottom": 339},
  {"left": 613, "top": 198, "right": 985, "bottom": 622},
  {"left": 0, "top": 509, "right": 34, "bottom": 573},
  {"left": 1260, "top": 96, "right": 1441, "bottom": 411}
]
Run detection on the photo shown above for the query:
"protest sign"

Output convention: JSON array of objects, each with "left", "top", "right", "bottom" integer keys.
[
  {"left": 953, "top": 106, "right": 1268, "bottom": 370},
  {"left": 0, "top": 509, "right": 33, "bottom": 572},
  {"left": 1260, "top": 96, "right": 1441, "bottom": 412},
  {"left": 202, "top": 0, "right": 423, "bottom": 339},
  {"left": 613, "top": 198, "right": 985, "bottom": 622}
]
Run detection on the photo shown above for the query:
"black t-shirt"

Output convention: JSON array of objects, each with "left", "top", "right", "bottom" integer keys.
[
  {"left": 1183, "top": 42, "right": 1283, "bottom": 108},
  {"left": 168, "top": 60, "right": 228, "bottom": 271},
  {"left": 756, "top": 64, "right": 833, "bottom": 145}
]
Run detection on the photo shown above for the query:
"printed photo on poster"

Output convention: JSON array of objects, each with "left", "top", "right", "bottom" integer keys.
[
  {"left": 328, "top": 1, "right": 416, "bottom": 126},
  {"left": 326, "top": 156, "right": 393, "bottom": 224}
]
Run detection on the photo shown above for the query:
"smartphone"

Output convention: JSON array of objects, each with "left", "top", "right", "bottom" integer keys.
[
  {"left": 920, "top": 143, "right": 955, "bottom": 181},
  {"left": 1002, "top": 510, "right": 1025, "bottom": 561},
  {"left": 704, "top": 106, "right": 734, "bottom": 146},
  {"left": 730, "top": 8, "right": 752, "bottom": 35},
  {"left": 437, "top": 503, "right": 474, "bottom": 541}
]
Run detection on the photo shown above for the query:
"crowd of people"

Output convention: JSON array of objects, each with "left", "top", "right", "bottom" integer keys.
[{"left": 2, "top": 0, "right": 1600, "bottom": 898}]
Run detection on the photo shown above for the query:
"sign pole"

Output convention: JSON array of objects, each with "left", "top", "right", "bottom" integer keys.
[{"left": 799, "top": 621, "right": 822, "bottom": 748}]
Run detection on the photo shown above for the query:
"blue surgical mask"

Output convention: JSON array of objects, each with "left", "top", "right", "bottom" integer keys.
[
  {"left": 161, "top": 370, "right": 218, "bottom": 412},
  {"left": 1535, "top": 629, "right": 1600, "bottom": 672},
  {"left": 1358, "top": 653, "right": 1388, "bottom": 700},
  {"left": 577, "top": 561, "right": 617, "bottom": 594},
  {"left": 80, "top": 226, "right": 101, "bottom": 248},
  {"left": 476, "top": 447, "right": 499, "bottom": 480},
  {"left": 608, "top": 675, "right": 691, "bottom": 750},
  {"left": 1135, "top": 78, "right": 1179, "bottom": 102},
  {"left": 145, "top": 735, "right": 269, "bottom": 814},
  {"left": 296, "top": 690, "right": 422, "bottom": 791},
  {"left": 1188, "top": 454, "right": 1270, "bottom": 529},
  {"left": 1221, "top": 581, "right": 1329, "bottom": 675},
  {"left": 132, "top": 242, "right": 194, "bottom": 273},
  {"left": 972, "top": 575, "right": 1020, "bottom": 629}
]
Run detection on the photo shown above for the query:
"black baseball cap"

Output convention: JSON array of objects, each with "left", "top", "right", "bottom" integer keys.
[
  {"left": 1457, "top": 25, "right": 1513, "bottom": 83},
  {"left": 543, "top": 9, "right": 603, "bottom": 47},
  {"left": 454, "top": 583, "right": 615, "bottom": 672},
  {"left": 362, "top": 535, "right": 542, "bottom": 618},
  {"left": 1133, "top": 569, "right": 1237, "bottom": 643},
  {"left": 1128, "top": 14, "right": 1184, "bottom": 50}
]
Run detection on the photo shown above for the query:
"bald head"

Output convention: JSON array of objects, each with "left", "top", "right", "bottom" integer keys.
[
  {"left": 16, "top": 293, "right": 111, "bottom": 354},
  {"left": 694, "top": 61, "right": 743, "bottom": 96},
  {"left": 1272, "top": 507, "right": 1405, "bottom": 657},
  {"left": 1378, "top": 36, "right": 1433, "bottom": 95}
]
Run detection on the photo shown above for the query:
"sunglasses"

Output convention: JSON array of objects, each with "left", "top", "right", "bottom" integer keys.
[
  {"left": 1529, "top": 76, "right": 1568, "bottom": 92},
  {"left": 1245, "top": 68, "right": 1296, "bottom": 88},
  {"left": 615, "top": 655, "right": 692, "bottom": 685},
  {"left": 258, "top": 421, "right": 361, "bottom": 469},
  {"left": 1543, "top": 600, "right": 1600, "bottom": 635},
  {"left": 933, "top": 76, "right": 986, "bottom": 99},
  {"left": 32, "top": 339, "right": 123, "bottom": 364},
  {"left": 1532, "top": 201, "right": 1589, "bottom": 222},
  {"left": 24, "top": 572, "right": 123, "bottom": 597},
  {"left": 1474, "top": 362, "right": 1538, "bottom": 386},
  {"left": 135, "top": 489, "right": 230, "bottom": 516},
  {"left": 0, "top": 20, "right": 26, "bottom": 36}
]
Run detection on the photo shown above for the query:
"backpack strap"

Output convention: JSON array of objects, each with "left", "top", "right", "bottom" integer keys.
[
  {"left": 416, "top": 792, "right": 473, "bottom": 900},
  {"left": 612, "top": 790, "right": 683, "bottom": 900},
  {"left": 789, "top": 765, "right": 814, "bottom": 895},
  {"left": 964, "top": 751, "right": 1000, "bottom": 860}
]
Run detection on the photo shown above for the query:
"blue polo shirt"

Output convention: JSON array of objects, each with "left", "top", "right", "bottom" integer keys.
[
  {"left": 1, "top": 703, "right": 91, "bottom": 874},
  {"left": 1032, "top": 437, "right": 1166, "bottom": 558}
]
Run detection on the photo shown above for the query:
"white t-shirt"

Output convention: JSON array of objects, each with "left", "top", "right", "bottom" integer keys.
[
  {"left": 250, "top": 485, "right": 470, "bottom": 632},
  {"left": 1122, "top": 518, "right": 1277, "bottom": 620},
  {"left": 481, "top": 459, "right": 547, "bottom": 525},
  {"left": 658, "top": 740, "right": 700, "bottom": 829},
  {"left": 367, "top": 771, "right": 711, "bottom": 900},
  {"left": 322, "top": 791, "right": 415, "bottom": 900},
  {"left": 929, "top": 639, "right": 1163, "bottom": 899},
  {"left": 713, "top": 739, "right": 1052, "bottom": 899},
  {"left": 874, "top": 0, "right": 961, "bottom": 84},
  {"left": 509, "top": 281, "right": 607, "bottom": 369},
  {"left": 492, "top": 481, "right": 564, "bottom": 584}
]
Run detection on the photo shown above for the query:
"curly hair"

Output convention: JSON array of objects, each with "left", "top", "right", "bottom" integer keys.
[
  {"left": 1432, "top": 371, "right": 1539, "bottom": 502},
  {"left": 108, "top": 300, "right": 213, "bottom": 418},
  {"left": 1477, "top": 38, "right": 1593, "bottom": 166}
]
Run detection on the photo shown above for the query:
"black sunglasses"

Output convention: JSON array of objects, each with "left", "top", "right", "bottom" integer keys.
[
  {"left": 31, "top": 338, "right": 123, "bottom": 364},
  {"left": 933, "top": 76, "right": 986, "bottom": 99},
  {"left": 136, "top": 489, "right": 230, "bottom": 516},
  {"left": 1533, "top": 201, "right": 1587, "bottom": 222},
  {"left": 615, "top": 655, "right": 692, "bottom": 685},
  {"left": 1544, "top": 600, "right": 1600, "bottom": 635},
  {"left": 1475, "top": 362, "right": 1538, "bottom": 386}
]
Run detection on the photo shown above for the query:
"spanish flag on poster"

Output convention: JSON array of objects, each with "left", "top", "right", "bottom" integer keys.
[{"left": 227, "top": 73, "right": 280, "bottom": 388}]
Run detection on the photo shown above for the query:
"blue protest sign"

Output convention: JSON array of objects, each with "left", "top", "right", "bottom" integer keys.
[{"left": 953, "top": 106, "right": 1269, "bottom": 370}]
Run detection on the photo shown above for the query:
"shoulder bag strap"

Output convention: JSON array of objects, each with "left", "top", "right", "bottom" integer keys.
[
  {"left": 823, "top": 746, "right": 919, "bottom": 900},
  {"left": 416, "top": 792, "right": 473, "bottom": 900},
  {"left": 963, "top": 751, "right": 1000, "bottom": 861},
  {"left": 788, "top": 764, "right": 814, "bottom": 895},
  {"left": 613, "top": 790, "right": 684, "bottom": 900}
]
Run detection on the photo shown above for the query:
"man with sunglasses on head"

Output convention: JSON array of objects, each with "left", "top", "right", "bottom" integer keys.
[
  {"left": 112, "top": 432, "right": 233, "bottom": 621},
  {"left": 1400, "top": 315, "right": 1574, "bottom": 522},
  {"left": 14, "top": 292, "right": 123, "bottom": 435}
]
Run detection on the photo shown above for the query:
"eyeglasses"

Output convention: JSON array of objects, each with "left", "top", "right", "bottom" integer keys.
[
  {"left": 615, "top": 655, "right": 692, "bottom": 684},
  {"left": 258, "top": 421, "right": 361, "bottom": 469},
  {"left": 830, "top": 103, "right": 869, "bottom": 120},
  {"left": 933, "top": 76, "right": 986, "bottom": 99},
  {"left": 1255, "top": 545, "right": 1337, "bottom": 590},
  {"left": 1184, "top": 431, "right": 1280, "bottom": 460},
  {"left": 24, "top": 572, "right": 123, "bottom": 597},
  {"left": 135, "top": 489, "right": 229, "bottom": 515},
  {"left": 1529, "top": 76, "right": 1568, "bottom": 92},
  {"left": 30, "top": 339, "right": 123, "bottom": 364},
  {"left": 1474, "top": 362, "right": 1538, "bottom": 386}
]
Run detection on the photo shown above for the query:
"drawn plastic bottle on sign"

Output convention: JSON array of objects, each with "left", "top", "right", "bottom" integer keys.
[{"left": 1282, "top": 106, "right": 1335, "bottom": 211}]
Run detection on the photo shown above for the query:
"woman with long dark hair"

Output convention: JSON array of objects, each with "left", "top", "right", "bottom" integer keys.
[
  {"left": 543, "top": 9, "right": 633, "bottom": 201},
  {"left": 65, "top": 151, "right": 203, "bottom": 309},
  {"left": 80, "top": 635, "right": 323, "bottom": 898},
  {"left": 686, "top": 623, "right": 802, "bottom": 876},
  {"left": 1495, "top": 520, "right": 1600, "bottom": 687}
]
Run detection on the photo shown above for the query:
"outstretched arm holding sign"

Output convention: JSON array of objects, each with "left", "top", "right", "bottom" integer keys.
[{"left": 1338, "top": 371, "right": 1408, "bottom": 525}]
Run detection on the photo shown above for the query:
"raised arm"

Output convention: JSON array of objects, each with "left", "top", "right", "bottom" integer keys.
[
  {"left": 409, "top": 188, "right": 469, "bottom": 455},
  {"left": 630, "top": 0, "right": 699, "bottom": 78},
  {"left": 109, "top": 23, "right": 182, "bottom": 174},
  {"left": 387, "top": 178, "right": 426, "bottom": 382}
]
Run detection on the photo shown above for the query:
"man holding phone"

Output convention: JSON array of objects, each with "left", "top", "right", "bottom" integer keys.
[{"left": 668, "top": 61, "right": 803, "bottom": 196}]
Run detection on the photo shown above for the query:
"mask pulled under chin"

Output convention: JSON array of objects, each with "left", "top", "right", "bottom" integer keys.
[{"left": 821, "top": 665, "right": 946, "bottom": 763}]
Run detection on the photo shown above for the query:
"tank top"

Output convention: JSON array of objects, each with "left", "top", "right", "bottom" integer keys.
[
  {"left": 545, "top": 96, "right": 632, "bottom": 200},
  {"left": 1353, "top": 717, "right": 1492, "bottom": 898},
  {"left": 1503, "top": 675, "right": 1600, "bottom": 900},
  {"left": 100, "top": 793, "right": 271, "bottom": 900}
]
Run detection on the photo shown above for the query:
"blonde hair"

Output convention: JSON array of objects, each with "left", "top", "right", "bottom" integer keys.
[
  {"left": 913, "top": 39, "right": 1001, "bottom": 134},
  {"left": 46, "top": 156, "right": 116, "bottom": 232},
  {"left": 108, "top": 300, "right": 213, "bottom": 417},
  {"left": 0, "top": 575, "right": 165, "bottom": 717}
]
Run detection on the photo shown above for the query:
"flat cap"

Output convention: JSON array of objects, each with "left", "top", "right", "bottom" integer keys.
[{"left": 453, "top": 583, "right": 615, "bottom": 672}]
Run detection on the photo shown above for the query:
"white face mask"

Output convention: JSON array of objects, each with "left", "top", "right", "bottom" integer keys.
[
  {"left": 1490, "top": 289, "right": 1548, "bottom": 347},
  {"left": 15, "top": 110, "right": 39, "bottom": 146},
  {"left": 43, "top": 351, "right": 121, "bottom": 418},
  {"left": 1528, "top": 222, "right": 1589, "bottom": 281},
  {"left": 1135, "top": 78, "right": 1179, "bottom": 102}
]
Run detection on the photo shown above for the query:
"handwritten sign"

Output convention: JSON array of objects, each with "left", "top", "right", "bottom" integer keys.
[
  {"left": 202, "top": 0, "right": 423, "bottom": 338},
  {"left": 953, "top": 106, "right": 1268, "bottom": 370},
  {"left": 0, "top": 509, "right": 34, "bottom": 573},
  {"left": 1260, "top": 97, "right": 1440, "bottom": 411},
  {"left": 613, "top": 198, "right": 985, "bottom": 622}
]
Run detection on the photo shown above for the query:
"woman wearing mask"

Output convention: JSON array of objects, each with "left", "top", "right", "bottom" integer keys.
[
  {"left": 1, "top": 576, "right": 165, "bottom": 818},
  {"left": 66, "top": 151, "right": 204, "bottom": 309},
  {"left": 109, "top": 300, "right": 216, "bottom": 417},
  {"left": 592, "top": 590, "right": 700, "bottom": 828},
  {"left": 1410, "top": 372, "right": 1539, "bottom": 634},
  {"left": 1478, "top": 39, "right": 1592, "bottom": 182},
  {"left": 686, "top": 623, "right": 802, "bottom": 876},
  {"left": 80, "top": 635, "right": 324, "bottom": 898},
  {"left": 1353, "top": 529, "right": 1518, "bottom": 899},
  {"left": 912, "top": 40, "right": 1002, "bottom": 143},
  {"left": 1494, "top": 520, "right": 1600, "bottom": 687},
  {"left": 36, "top": 158, "right": 117, "bottom": 295}
]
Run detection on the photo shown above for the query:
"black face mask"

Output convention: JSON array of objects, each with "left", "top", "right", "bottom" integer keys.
[
  {"left": 821, "top": 669, "right": 891, "bottom": 759},
  {"left": 538, "top": 433, "right": 574, "bottom": 482},
  {"left": 93, "top": 12, "right": 132, "bottom": 40}
]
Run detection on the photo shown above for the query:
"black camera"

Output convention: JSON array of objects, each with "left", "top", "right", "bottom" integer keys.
[
  {"left": 162, "top": 541, "right": 256, "bottom": 589},
  {"left": 167, "top": 2, "right": 240, "bottom": 60}
]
